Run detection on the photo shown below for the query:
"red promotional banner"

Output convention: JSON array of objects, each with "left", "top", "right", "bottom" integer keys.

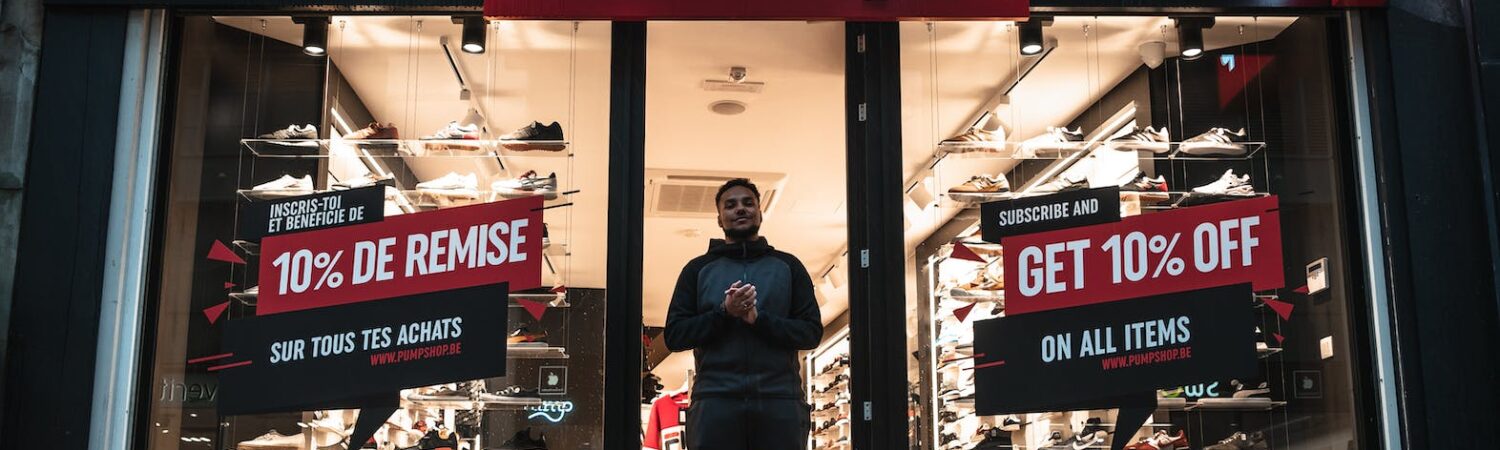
[
  {"left": 257, "top": 197, "right": 544, "bottom": 315},
  {"left": 1001, "top": 196, "right": 1283, "bottom": 315}
]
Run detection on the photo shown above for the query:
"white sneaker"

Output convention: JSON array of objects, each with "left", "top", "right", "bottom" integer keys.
[
  {"left": 1109, "top": 125, "right": 1171, "bottom": 153},
  {"left": 253, "top": 174, "right": 313, "bottom": 192},
  {"left": 238, "top": 430, "right": 302, "bottom": 449},
  {"left": 492, "top": 171, "right": 558, "bottom": 199},
  {"left": 1191, "top": 169, "right": 1252, "bottom": 195},
  {"left": 416, "top": 172, "right": 479, "bottom": 199},
  {"left": 1015, "top": 126, "right": 1085, "bottom": 158},
  {"left": 1180, "top": 127, "right": 1249, "bottom": 156},
  {"left": 422, "top": 121, "right": 481, "bottom": 140}
]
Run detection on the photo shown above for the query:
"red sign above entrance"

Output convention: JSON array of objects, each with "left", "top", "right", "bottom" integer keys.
[{"left": 485, "top": 0, "right": 1029, "bottom": 21}]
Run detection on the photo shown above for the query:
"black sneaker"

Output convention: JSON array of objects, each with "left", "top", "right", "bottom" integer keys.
[
  {"left": 496, "top": 427, "right": 547, "bottom": 450},
  {"left": 491, "top": 385, "right": 541, "bottom": 400},
  {"left": 501, "top": 121, "right": 566, "bottom": 151}
]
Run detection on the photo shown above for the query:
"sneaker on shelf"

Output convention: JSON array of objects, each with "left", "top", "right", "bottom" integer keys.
[
  {"left": 948, "top": 175, "right": 1011, "bottom": 202},
  {"left": 1190, "top": 169, "right": 1254, "bottom": 195},
  {"left": 1068, "top": 431, "right": 1105, "bottom": 450},
  {"left": 1109, "top": 125, "right": 1171, "bottom": 153},
  {"left": 496, "top": 427, "right": 548, "bottom": 450},
  {"left": 423, "top": 121, "right": 481, "bottom": 140},
  {"left": 237, "top": 430, "right": 303, "bottom": 449},
  {"left": 1230, "top": 379, "right": 1271, "bottom": 398},
  {"left": 939, "top": 125, "right": 1006, "bottom": 152},
  {"left": 1029, "top": 177, "right": 1088, "bottom": 195},
  {"left": 342, "top": 122, "right": 400, "bottom": 140},
  {"left": 1077, "top": 418, "right": 1108, "bottom": 440},
  {"left": 406, "top": 385, "right": 473, "bottom": 402},
  {"left": 1179, "top": 127, "right": 1249, "bottom": 156},
  {"left": 493, "top": 171, "right": 559, "bottom": 200},
  {"left": 258, "top": 124, "right": 319, "bottom": 146},
  {"left": 486, "top": 385, "right": 542, "bottom": 401},
  {"left": 252, "top": 174, "right": 314, "bottom": 196},
  {"left": 1121, "top": 172, "right": 1168, "bottom": 193},
  {"left": 507, "top": 327, "right": 549, "bottom": 345},
  {"left": 415, "top": 172, "right": 479, "bottom": 199},
  {"left": 999, "top": 416, "right": 1025, "bottom": 432},
  {"left": 1016, "top": 126, "right": 1085, "bottom": 158},
  {"left": 500, "top": 121, "right": 566, "bottom": 151},
  {"left": 331, "top": 173, "right": 393, "bottom": 190},
  {"left": 1204, "top": 431, "right": 1252, "bottom": 450},
  {"left": 1149, "top": 430, "right": 1189, "bottom": 450}
]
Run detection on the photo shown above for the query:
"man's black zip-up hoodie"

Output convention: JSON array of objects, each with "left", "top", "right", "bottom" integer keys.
[{"left": 663, "top": 238, "right": 823, "bottom": 400}]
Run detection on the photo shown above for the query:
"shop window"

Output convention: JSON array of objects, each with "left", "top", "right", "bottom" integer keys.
[
  {"left": 899, "top": 16, "right": 1365, "bottom": 450},
  {"left": 143, "top": 16, "right": 610, "bottom": 450}
]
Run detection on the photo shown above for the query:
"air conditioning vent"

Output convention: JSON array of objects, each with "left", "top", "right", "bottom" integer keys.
[{"left": 646, "top": 169, "right": 787, "bottom": 218}]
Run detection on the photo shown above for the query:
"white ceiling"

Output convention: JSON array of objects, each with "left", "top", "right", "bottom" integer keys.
[{"left": 218, "top": 15, "right": 1294, "bottom": 391}]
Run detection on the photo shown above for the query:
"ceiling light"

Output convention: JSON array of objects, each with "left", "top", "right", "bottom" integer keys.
[
  {"left": 1174, "top": 17, "right": 1215, "bottom": 61},
  {"left": 458, "top": 16, "right": 486, "bottom": 54},
  {"left": 295, "top": 17, "right": 329, "bottom": 56},
  {"left": 709, "top": 100, "right": 747, "bottom": 115},
  {"left": 1018, "top": 20, "right": 1046, "bottom": 56}
]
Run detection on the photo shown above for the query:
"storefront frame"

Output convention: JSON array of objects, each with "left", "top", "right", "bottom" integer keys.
[{"left": 2, "top": 2, "right": 1427, "bottom": 450}]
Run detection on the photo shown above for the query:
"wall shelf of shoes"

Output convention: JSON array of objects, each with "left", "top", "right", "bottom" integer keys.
[
  {"left": 806, "top": 330, "right": 852, "bottom": 450},
  {"left": 919, "top": 101, "right": 1288, "bottom": 449},
  {"left": 932, "top": 103, "right": 1272, "bottom": 213}
]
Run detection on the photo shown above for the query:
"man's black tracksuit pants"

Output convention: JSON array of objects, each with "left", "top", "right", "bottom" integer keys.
[{"left": 685, "top": 397, "right": 812, "bottom": 450}]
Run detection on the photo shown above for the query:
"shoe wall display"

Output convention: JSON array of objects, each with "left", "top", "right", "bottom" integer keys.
[{"left": 806, "top": 331, "right": 852, "bottom": 449}]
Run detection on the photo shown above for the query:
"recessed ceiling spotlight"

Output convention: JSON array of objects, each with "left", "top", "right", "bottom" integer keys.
[
  {"left": 709, "top": 100, "right": 747, "bottom": 115},
  {"left": 294, "top": 17, "right": 330, "bottom": 56},
  {"left": 1174, "top": 17, "right": 1215, "bottom": 61}
]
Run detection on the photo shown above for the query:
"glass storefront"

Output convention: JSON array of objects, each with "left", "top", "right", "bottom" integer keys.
[
  {"left": 144, "top": 16, "right": 610, "bottom": 449},
  {"left": 130, "top": 9, "right": 1382, "bottom": 450},
  {"left": 898, "top": 15, "right": 1368, "bottom": 450}
]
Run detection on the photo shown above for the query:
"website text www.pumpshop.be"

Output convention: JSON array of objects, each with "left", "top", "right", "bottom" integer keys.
[
  {"left": 369, "top": 342, "right": 462, "bottom": 366},
  {"left": 1100, "top": 346, "right": 1192, "bottom": 370}
]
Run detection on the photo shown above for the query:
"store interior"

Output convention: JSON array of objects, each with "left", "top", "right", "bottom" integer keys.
[{"left": 145, "top": 12, "right": 1365, "bottom": 450}]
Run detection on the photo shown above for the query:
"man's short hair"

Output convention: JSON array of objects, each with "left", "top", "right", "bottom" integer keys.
[{"left": 715, "top": 178, "right": 761, "bottom": 206}]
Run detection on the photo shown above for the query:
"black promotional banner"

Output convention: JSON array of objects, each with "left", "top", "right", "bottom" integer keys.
[
  {"left": 980, "top": 186, "right": 1120, "bottom": 242},
  {"left": 237, "top": 185, "right": 385, "bottom": 241},
  {"left": 217, "top": 283, "right": 508, "bottom": 415},
  {"left": 972, "top": 283, "right": 1256, "bottom": 415}
]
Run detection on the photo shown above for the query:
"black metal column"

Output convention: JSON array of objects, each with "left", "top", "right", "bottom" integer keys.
[
  {"left": 1, "top": 7, "right": 129, "bottom": 450},
  {"left": 1357, "top": 3, "right": 1500, "bottom": 448},
  {"left": 845, "top": 22, "right": 907, "bottom": 450},
  {"left": 604, "top": 21, "right": 647, "bottom": 450}
]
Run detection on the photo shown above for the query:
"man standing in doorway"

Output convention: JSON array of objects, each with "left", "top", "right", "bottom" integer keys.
[{"left": 664, "top": 178, "right": 824, "bottom": 450}]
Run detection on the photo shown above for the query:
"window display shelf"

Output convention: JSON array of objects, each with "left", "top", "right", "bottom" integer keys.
[
  {"left": 241, "top": 139, "right": 571, "bottom": 159},
  {"left": 1258, "top": 346, "right": 1284, "bottom": 359},
  {"left": 1184, "top": 399, "right": 1285, "bottom": 411},
  {"left": 935, "top": 141, "right": 1265, "bottom": 161},
  {"left": 235, "top": 187, "right": 573, "bottom": 208},
  {"left": 507, "top": 345, "right": 569, "bottom": 359},
  {"left": 946, "top": 191, "right": 1270, "bottom": 209}
]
